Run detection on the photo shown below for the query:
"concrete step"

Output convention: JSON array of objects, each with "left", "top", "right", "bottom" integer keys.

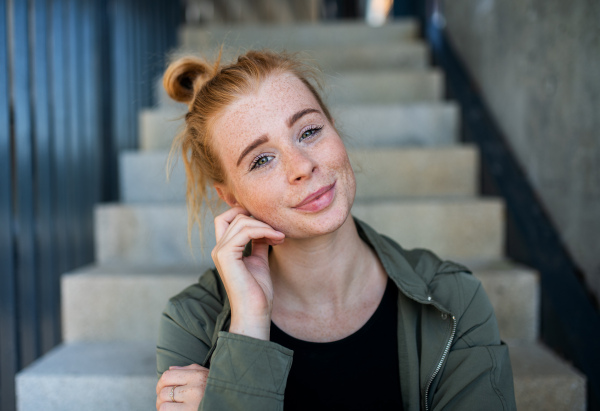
[
  {"left": 469, "top": 260, "right": 539, "bottom": 342},
  {"left": 138, "top": 106, "right": 184, "bottom": 151},
  {"left": 120, "top": 145, "right": 477, "bottom": 203},
  {"left": 155, "top": 70, "right": 444, "bottom": 108},
  {"left": 16, "top": 340, "right": 585, "bottom": 411},
  {"left": 60, "top": 261, "right": 537, "bottom": 343},
  {"left": 95, "top": 199, "right": 504, "bottom": 265},
  {"left": 16, "top": 342, "right": 157, "bottom": 411},
  {"left": 351, "top": 198, "right": 504, "bottom": 261},
  {"left": 175, "top": 42, "right": 430, "bottom": 72},
  {"left": 333, "top": 103, "right": 459, "bottom": 147},
  {"left": 510, "top": 342, "right": 586, "bottom": 410},
  {"left": 180, "top": 20, "right": 420, "bottom": 50},
  {"left": 140, "top": 102, "right": 458, "bottom": 151},
  {"left": 326, "top": 70, "right": 444, "bottom": 105},
  {"left": 61, "top": 265, "right": 202, "bottom": 342}
]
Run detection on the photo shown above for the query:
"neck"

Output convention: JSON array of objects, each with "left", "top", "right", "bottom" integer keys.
[{"left": 269, "top": 217, "right": 380, "bottom": 314}]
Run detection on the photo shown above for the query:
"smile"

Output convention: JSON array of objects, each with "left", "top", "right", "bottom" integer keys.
[{"left": 293, "top": 181, "right": 336, "bottom": 212}]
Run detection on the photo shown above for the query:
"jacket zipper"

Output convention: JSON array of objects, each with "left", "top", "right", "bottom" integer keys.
[{"left": 424, "top": 314, "right": 457, "bottom": 411}]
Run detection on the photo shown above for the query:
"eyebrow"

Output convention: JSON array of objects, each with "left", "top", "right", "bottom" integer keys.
[
  {"left": 287, "top": 108, "right": 320, "bottom": 127},
  {"left": 236, "top": 108, "right": 321, "bottom": 167},
  {"left": 237, "top": 134, "right": 269, "bottom": 167}
]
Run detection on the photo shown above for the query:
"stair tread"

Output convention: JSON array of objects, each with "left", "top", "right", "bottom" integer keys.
[
  {"left": 20, "top": 339, "right": 575, "bottom": 377},
  {"left": 175, "top": 42, "right": 431, "bottom": 72},
  {"left": 95, "top": 199, "right": 505, "bottom": 264},
  {"left": 121, "top": 144, "right": 477, "bottom": 203},
  {"left": 16, "top": 340, "right": 585, "bottom": 411},
  {"left": 61, "top": 260, "right": 537, "bottom": 343},
  {"left": 67, "top": 258, "right": 535, "bottom": 277},
  {"left": 181, "top": 19, "right": 421, "bottom": 49},
  {"left": 155, "top": 70, "right": 444, "bottom": 107}
]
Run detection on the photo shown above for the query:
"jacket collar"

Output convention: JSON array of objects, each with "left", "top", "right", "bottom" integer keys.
[
  {"left": 203, "top": 216, "right": 470, "bottom": 367},
  {"left": 354, "top": 217, "right": 470, "bottom": 313}
]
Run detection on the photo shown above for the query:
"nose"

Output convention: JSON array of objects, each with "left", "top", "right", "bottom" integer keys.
[{"left": 285, "top": 147, "right": 317, "bottom": 183}]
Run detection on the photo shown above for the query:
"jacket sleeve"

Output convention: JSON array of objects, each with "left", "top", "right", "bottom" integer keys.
[
  {"left": 156, "top": 288, "right": 293, "bottom": 411},
  {"left": 431, "top": 274, "right": 517, "bottom": 411},
  {"left": 200, "top": 332, "right": 293, "bottom": 411}
]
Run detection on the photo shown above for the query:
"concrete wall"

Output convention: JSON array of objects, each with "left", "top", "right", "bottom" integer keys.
[{"left": 442, "top": 0, "right": 600, "bottom": 299}]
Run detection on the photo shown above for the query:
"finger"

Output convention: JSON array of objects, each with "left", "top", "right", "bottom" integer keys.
[
  {"left": 248, "top": 240, "right": 269, "bottom": 262},
  {"left": 169, "top": 364, "right": 205, "bottom": 371},
  {"left": 158, "top": 385, "right": 181, "bottom": 404},
  {"left": 157, "top": 369, "right": 208, "bottom": 392},
  {"left": 215, "top": 226, "right": 285, "bottom": 260},
  {"left": 214, "top": 207, "right": 250, "bottom": 242},
  {"left": 158, "top": 383, "right": 207, "bottom": 408},
  {"left": 219, "top": 211, "right": 279, "bottom": 237},
  {"left": 157, "top": 386, "right": 177, "bottom": 411},
  {"left": 158, "top": 401, "right": 182, "bottom": 411},
  {"left": 218, "top": 214, "right": 284, "bottom": 245}
]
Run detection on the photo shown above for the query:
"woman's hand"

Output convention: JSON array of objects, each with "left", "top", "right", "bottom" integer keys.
[
  {"left": 211, "top": 207, "right": 285, "bottom": 341},
  {"left": 156, "top": 364, "right": 208, "bottom": 410}
]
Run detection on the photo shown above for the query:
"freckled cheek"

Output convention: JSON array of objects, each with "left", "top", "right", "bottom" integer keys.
[
  {"left": 234, "top": 186, "right": 288, "bottom": 228},
  {"left": 321, "top": 140, "right": 355, "bottom": 184}
]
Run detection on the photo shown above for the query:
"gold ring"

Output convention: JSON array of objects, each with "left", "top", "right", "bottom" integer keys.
[{"left": 169, "top": 385, "right": 177, "bottom": 402}]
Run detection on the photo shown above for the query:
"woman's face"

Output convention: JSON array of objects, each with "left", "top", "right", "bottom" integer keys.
[{"left": 212, "top": 72, "right": 356, "bottom": 239}]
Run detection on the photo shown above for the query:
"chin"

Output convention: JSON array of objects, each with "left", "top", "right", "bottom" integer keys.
[{"left": 277, "top": 210, "right": 351, "bottom": 240}]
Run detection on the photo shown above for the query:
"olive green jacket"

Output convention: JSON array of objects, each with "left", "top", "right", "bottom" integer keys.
[{"left": 157, "top": 218, "right": 516, "bottom": 410}]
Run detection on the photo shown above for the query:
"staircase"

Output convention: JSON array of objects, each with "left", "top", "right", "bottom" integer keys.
[{"left": 16, "top": 20, "right": 586, "bottom": 410}]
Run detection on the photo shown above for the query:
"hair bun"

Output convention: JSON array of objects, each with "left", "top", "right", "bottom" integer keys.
[{"left": 163, "top": 56, "right": 213, "bottom": 104}]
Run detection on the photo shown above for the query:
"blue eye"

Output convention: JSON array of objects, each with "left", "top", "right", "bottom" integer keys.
[
  {"left": 250, "top": 154, "right": 274, "bottom": 170},
  {"left": 300, "top": 125, "right": 324, "bottom": 142}
]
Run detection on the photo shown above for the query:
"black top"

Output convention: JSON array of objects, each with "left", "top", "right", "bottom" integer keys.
[{"left": 270, "top": 277, "right": 403, "bottom": 411}]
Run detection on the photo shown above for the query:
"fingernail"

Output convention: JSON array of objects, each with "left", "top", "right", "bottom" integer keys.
[{"left": 169, "top": 366, "right": 183, "bottom": 370}]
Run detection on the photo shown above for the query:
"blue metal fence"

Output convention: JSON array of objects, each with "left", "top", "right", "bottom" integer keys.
[{"left": 0, "top": 0, "right": 183, "bottom": 409}]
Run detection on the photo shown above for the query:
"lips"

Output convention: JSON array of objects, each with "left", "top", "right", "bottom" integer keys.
[{"left": 293, "top": 181, "right": 336, "bottom": 212}]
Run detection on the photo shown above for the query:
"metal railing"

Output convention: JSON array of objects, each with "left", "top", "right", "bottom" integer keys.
[{"left": 0, "top": 1, "right": 183, "bottom": 409}]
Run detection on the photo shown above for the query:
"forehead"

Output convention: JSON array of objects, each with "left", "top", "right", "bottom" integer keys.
[{"left": 231, "top": 73, "right": 317, "bottom": 118}]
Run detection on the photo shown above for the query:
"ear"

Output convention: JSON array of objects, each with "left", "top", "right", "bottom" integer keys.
[{"left": 214, "top": 183, "right": 240, "bottom": 208}]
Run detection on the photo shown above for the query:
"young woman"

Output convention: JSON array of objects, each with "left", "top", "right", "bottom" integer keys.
[{"left": 155, "top": 50, "right": 516, "bottom": 411}]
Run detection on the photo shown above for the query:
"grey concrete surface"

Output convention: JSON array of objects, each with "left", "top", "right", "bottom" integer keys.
[
  {"left": 297, "top": 42, "right": 430, "bottom": 72},
  {"left": 154, "top": 70, "right": 444, "bottom": 110},
  {"left": 16, "top": 340, "right": 585, "bottom": 411},
  {"left": 333, "top": 103, "right": 458, "bottom": 147},
  {"left": 59, "top": 261, "right": 538, "bottom": 342},
  {"left": 472, "top": 261, "right": 540, "bottom": 341},
  {"left": 444, "top": 0, "right": 600, "bottom": 300},
  {"left": 140, "top": 102, "right": 458, "bottom": 151},
  {"left": 95, "top": 199, "right": 504, "bottom": 264},
  {"left": 16, "top": 342, "right": 156, "bottom": 411},
  {"left": 176, "top": 41, "right": 430, "bottom": 72},
  {"left": 510, "top": 342, "right": 586, "bottom": 410},
  {"left": 94, "top": 203, "right": 220, "bottom": 266},
  {"left": 138, "top": 106, "right": 185, "bottom": 151},
  {"left": 120, "top": 145, "right": 477, "bottom": 203},
  {"left": 61, "top": 265, "right": 205, "bottom": 342},
  {"left": 326, "top": 70, "right": 443, "bottom": 105},
  {"left": 352, "top": 146, "right": 477, "bottom": 198},
  {"left": 351, "top": 198, "right": 504, "bottom": 260},
  {"left": 180, "top": 20, "right": 420, "bottom": 50}
]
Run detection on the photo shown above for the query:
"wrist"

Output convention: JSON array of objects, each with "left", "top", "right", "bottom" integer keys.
[{"left": 229, "top": 316, "right": 271, "bottom": 341}]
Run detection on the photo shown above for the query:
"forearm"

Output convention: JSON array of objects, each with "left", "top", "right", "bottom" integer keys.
[{"left": 200, "top": 332, "right": 293, "bottom": 411}]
